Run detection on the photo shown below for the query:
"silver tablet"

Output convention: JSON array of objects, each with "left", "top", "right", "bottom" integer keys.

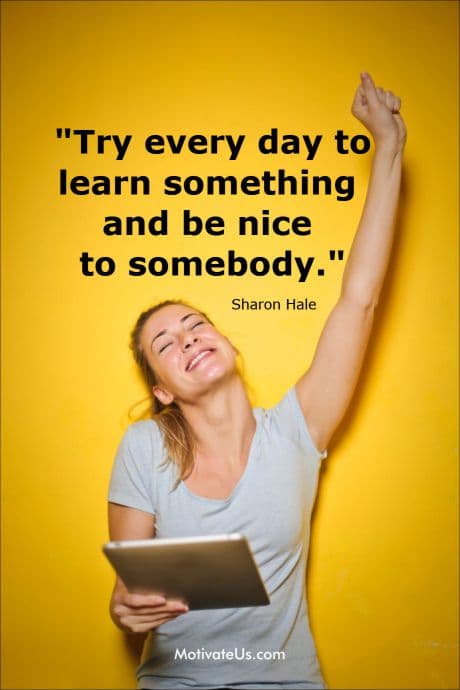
[{"left": 103, "top": 533, "right": 270, "bottom": 610}]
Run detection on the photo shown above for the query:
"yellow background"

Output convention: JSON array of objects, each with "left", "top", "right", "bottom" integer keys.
[{"left": 1, "top": 1, "right": 458, "bottom": 688}]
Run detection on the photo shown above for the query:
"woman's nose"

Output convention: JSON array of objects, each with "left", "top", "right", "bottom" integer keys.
[{"left": 181, "top": 333, "right": 199, "bottom": 350}]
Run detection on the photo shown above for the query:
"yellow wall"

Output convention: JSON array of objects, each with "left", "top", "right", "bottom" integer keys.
[{"left": 1, "top": 1, "right": 458, "bottom": 688}]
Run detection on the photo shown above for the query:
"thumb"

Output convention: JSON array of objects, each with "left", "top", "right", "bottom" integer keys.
[
  {"left": 351, "top": 84, "right": 366, "bottom": 115},
  {"left": 360, "top": 71, "right": 379, "bottom": 108}
]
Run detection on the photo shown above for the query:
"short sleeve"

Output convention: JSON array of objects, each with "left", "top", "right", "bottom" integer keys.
[
  {"left": 268, "top": 387, "right": 328, "bottom": 462},
  {"left": 108, "top": 421, "right": 157, "bottom": 514}
]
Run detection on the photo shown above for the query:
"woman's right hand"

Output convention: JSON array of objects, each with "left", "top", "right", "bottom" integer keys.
[
  {"left": 108, "top": 508, "right": 188, "bottom": 633},
  {"left": 111, "top": 586, "right": 189, "bottom": 634}
]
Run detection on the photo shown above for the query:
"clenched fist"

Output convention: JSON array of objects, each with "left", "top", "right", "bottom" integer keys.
[{"left": 352, "top": 72, "right": 406, "bottom": 153}]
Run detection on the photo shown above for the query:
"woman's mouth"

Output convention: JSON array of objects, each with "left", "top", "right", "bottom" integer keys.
[{"left": 186, "top": 349, "right": 215, "bottom": 371}]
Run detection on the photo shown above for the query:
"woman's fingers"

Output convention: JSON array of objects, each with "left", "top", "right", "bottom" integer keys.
[
  {"left": 133, "top": 602, "right": 188, "bottom": 614},
  {"left": 373, "top": 84, "right": 402, "bottom": 114},
  {"left": 122, "top": 611, "right": 185, "bottom": 634},
  {"left": 139, "top": 601, "right": 188, "bottom": 614},
  {"left": 376, "top": 86, "right": 386, "bottom": 103},
  {"left": 351, "top": 73, "right": 399, "bottom": 118},
  {"left": 114, "top": 597, "right": 190, "bottom": 633},
  {"left": 123, "top": 609, "right": 186, "bottom": 622},
  {"left": 111, "top": 588, "right": 190, "bottom": 634},
  {"left": 122, "top": 592, "right": 167, "bottom": 608},
  {"left": 351, "top": 85, "right": 366, "bottom": 116},
  {"left": 382, "top": 89, "right": 396, "bottom": 112},
  {"left": 357, "top": 73, "right": 402, "bottom": 113},
  {"left": 360, "top": 71, "right": 380, "bottom": 107},
  {"left": 114, "top": 600, "right": 188, "bottom": 617},
  {"left": 388, "top": 92, "right": 401, "bottom": 113}
]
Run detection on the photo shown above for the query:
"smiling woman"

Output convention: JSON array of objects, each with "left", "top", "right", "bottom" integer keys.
[
  {"left": 107, "top": 73, "right": 406, "bottom": 690},
  {"left": 129, "top": 300, "right": 240, "bottom": 485},
  {"left": 127, "top": 301, "right": 220, "bottom": 483}
]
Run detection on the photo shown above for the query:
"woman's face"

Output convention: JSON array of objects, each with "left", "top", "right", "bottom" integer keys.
[{"left": 139, "top": 303, "right": 238, "bottom": 405}]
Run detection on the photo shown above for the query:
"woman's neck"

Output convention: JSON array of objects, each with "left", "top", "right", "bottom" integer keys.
[{"left": 179, "top": 376, "right": 256, "bottom": 470}]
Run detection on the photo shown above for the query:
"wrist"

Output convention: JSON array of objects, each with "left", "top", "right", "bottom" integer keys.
[
  {"left": 374, "top": 135, "right": 401, "bottom": 154},
  {"left": 373, "top": 139, "right": 404, "bottom": 167},
  {"left": 374, "top": 127, "right": 406, "bottom": 156}
]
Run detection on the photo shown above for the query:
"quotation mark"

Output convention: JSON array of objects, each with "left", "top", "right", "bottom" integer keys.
[
  {"left": 317, "top": 249, "right": 345, "bottom": 276},
  {"left": 329, "top": 249, "right": 344, "bottom": 260},
  {"left": 56, "top": 128, "right": 71, "bottom": 139}
]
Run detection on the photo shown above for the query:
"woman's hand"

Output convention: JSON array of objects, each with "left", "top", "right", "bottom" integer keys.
[
  {"left": 111, "top": 586, "right": 189, "bottom": 634},
  {"left": 351, "top": 72, "right": 406, "bottom": 153}
]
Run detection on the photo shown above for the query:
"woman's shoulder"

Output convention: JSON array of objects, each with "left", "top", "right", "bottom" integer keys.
[
  {"left": 256, "top": 387, "right": 327, "bottom": 461},
  {"left": 117, "top": 417, "right": 166, "bottom": 458},
  {"left": 254, "top": 387, "right": 297, "bottom": 422}
]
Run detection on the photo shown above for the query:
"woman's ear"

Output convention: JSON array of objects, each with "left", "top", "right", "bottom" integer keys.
[{"left": 153, "top": 385, "right": 174, "bottom": 406}]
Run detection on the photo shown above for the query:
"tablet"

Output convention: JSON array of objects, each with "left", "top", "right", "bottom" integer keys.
[{"left": 103, "top": 533, "right": 270, "bottom": 610}]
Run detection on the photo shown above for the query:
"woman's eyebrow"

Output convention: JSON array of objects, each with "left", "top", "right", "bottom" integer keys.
[
  {"left": 180, "top": 312, "right": 199, "bottom": 323},
  {"left": 150, "top": 313, "right": 200, "bottom": 350},
  {"left": 150, "top": 329, "right": 167, "bottom": 350}
]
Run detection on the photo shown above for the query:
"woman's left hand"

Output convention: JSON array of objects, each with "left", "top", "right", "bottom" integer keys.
[{"left": 351, "top": 72, "right": 407, "bottom": 153}]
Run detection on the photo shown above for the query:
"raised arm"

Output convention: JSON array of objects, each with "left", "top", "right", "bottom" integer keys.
[{"left": 296, "top": 72, "right": 407, "bottom": 452}]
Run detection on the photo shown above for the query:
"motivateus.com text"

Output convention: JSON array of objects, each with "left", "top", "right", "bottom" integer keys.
[{"left": 174, "top": 647, "right": 286, "bottom": 661}]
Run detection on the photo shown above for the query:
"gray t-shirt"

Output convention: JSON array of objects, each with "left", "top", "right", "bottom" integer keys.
[{"left": 109, "top": 387, "right": 327, "bottom": 690}]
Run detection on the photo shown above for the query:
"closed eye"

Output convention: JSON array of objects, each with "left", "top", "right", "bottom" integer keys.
[{"left": 157, "top": 320, "right": 205, "bottom": 353}]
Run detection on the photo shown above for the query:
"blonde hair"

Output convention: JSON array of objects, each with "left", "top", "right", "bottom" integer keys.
[{"left": 130, "top": 300, "right": 214, "bottom": 485}]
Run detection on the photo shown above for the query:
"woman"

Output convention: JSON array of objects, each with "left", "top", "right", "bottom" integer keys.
[{"left": 108, "top": 72, "right": 406, "bottom": 690}]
